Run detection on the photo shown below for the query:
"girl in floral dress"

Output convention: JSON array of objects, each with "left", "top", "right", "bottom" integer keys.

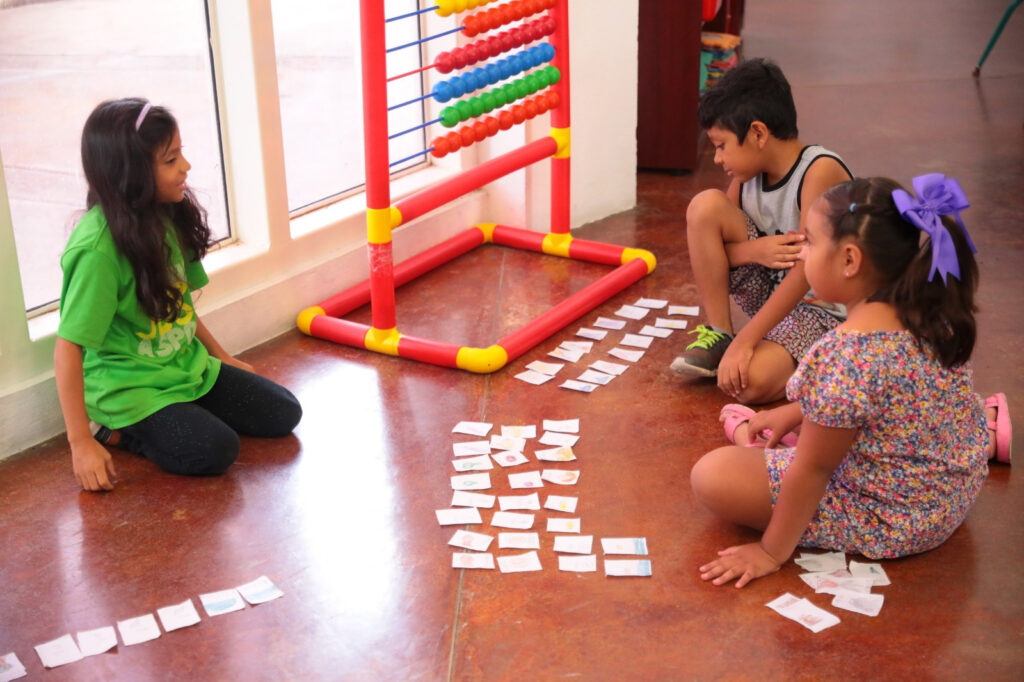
[{"left": 691, "top": 174, "right": 1011, "bottom": 587}]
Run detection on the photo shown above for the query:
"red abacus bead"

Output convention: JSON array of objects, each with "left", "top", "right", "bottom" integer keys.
[
  {"left": 512, "top": 105, "right": 527, "bottom": 124},
  {"left": 497, "top": 5, "right": 513, "bottom": 25},
  {"left": 485, "top": 116, "right": 500, "bottom": 135},
  {"left": 472, "top": 120, "right": 488, "bottom": 142},
  {"left": 543, "top": 0, "right": 557, "bottom": 9},
  {"left": 498, "top": 110, "right": 514, "bottom": 129},
  {"left": 543, "top": 16, "right": 556, "bottom": 34},
  {"left": 446, "top": 131, "right": 463, "bottom": 151},
  {"left": 451, "top": 47, "right": 468, "bottom": 69},
  {"left": 499, "top": 31, "right": 516, "bottom": 52},
  {"left": 463, "top": 43, "right": 480, "bottom": 65},
  {"left": 430, "top": 137, "right": 449, "bottom": 158},
  {"left": 523, "top": 100, "right": 538, "bottom": 118},
  {"left": 463, "top": 15, "right": 480, "bottom": 37},
  {"left": 511, "top": 1, "right": 527, "bottom": 20},
  {"left": 545, "top": 90, "right": 560, "bottom": 109},
  {"left": 486, "top": 36, "right": 502, "bottom": 58},
  {"left": 531, "top": 95, "right": 548, "bottom": 113},
  {"left": 460, "top": 126, "right": 476, "bottom": 146},
  {"left": 435, "top": 52, "right": 455, "bottom": 74}
]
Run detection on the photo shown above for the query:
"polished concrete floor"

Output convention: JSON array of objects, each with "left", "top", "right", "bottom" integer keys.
[{"left": 3, "top": 1, "right": 1023, "bottom": 680}]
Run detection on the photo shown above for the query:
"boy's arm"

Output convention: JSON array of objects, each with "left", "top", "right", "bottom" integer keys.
[{"left": 54, "top": 337, "right": 117, "bottom": 491}]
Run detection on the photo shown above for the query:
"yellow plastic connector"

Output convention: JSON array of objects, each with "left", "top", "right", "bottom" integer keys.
[
  {"left": 550, "top": 126, "right": 571, "bottom": 158},
  {"left": 364, "top": 327, "right": 402, "bottom": 356},
  {"left": 367, "top": 207, "right": 401, "bottom": 244},
  {"left": 622, "top": 247, "right": 657, "bottom": 274},
  {"left": 542, "top": 232, "right": 574, "bottom": 257},
  {"left": 296, "top": 306, "right": 325, "bottom": 335},
  {"left": 456, "top": 345, "right": 508, "bottom": 373},
  {"left": 475, "top": 222, "right": 497, "bottom": 242}
]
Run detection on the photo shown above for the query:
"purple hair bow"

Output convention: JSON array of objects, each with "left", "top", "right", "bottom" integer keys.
[{"left": 891, "top": 174, "right": 976, "bottom": 284}]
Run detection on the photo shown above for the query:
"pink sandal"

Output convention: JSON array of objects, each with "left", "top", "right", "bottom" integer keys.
[
  {"left": 985, "top": 393, "right": 1012, "bottom": 464},
  {"left": 720, "top": 404, "right": 799, "bottom": 448}
]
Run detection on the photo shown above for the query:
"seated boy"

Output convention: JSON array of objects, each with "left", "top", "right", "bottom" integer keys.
[{"left": 671, "top": 58, "right": 853, "bottom": 404}]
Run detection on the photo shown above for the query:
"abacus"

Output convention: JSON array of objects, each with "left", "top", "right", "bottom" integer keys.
[{"left": 297, "top": 0, "right": 656, "bottom": 372}]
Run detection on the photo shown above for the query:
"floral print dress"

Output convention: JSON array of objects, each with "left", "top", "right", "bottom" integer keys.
[{"left": 765, "top": 329, "right": 989, "bottom": 559}]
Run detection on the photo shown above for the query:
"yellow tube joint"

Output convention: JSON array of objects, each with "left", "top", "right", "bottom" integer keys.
[
  {"left": 551, "top": 126, "right": 571, "bottom": 158},
  {"left": 542, "top": 232, "right": 574, "bottom": 257},
  {"left": 476, "top": 222, "right": 497, "bottom": 242},
  {"left": 296, "top": 306, "right": 325, "bottom": 335},
  {"left": 456, "top": 344, "right": 508, "bottom": 373},
  {"left": 622, "top": 247, "right": 657, "bottom": 274},
  {"left": 364, "top": 327, "right": 402, "bottom": 355},
  {"left": 367, "top": 207, "right": 400, "bottom": 244}
]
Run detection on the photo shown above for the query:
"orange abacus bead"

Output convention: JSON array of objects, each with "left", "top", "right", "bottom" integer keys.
[
  {"left": 545, "top": 90, "right": 560, "bottom": 109},
  {"left": 512, "top": 105, "right": 527, "bottom": 124},
  {"left": 460, "top": 126, "right": 475, "bottom": 146},
  {"left": 523, "top": 99, "right": 538, "bottom": 119},
  {"left": 485, "top": 116, "right": 500, "bottom": 136},
  {"left": 446, "top": 131, "right": 463, "bottom": 152},
  {"left": 473, "top": 120, "right": 489, "bottom": 142},
  {"left": 498, "top": 110, "right": 514, "bottom": 129},
  {"left": 431, "top": 136, "right": 449, "bottom": 158}
]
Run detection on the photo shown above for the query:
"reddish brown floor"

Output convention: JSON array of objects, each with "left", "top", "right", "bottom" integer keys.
[{"left": 2, "top": 1, "right": 1023, "bottom": 680}]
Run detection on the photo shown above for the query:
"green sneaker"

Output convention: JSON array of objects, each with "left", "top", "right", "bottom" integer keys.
[{"left": 670, "top": 325, "right": 733, "bottom": 377}]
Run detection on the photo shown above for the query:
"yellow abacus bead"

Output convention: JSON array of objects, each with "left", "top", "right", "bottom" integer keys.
[{"left": 436, "top": 0, "right": 455, "bottom": 17}]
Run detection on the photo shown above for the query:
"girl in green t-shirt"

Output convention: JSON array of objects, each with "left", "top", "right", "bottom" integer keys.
[{"left": 55, "top": 98, "right": 302, "bottom": 491}]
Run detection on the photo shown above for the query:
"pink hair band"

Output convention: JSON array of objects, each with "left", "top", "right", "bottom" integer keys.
[{"left": 135, "top": 102, "right": 152, "bottom": 131}]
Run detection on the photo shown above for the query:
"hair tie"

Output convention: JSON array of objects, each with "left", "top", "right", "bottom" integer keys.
[
  {"left": 891, "top": 173, "right": 977, "bottom": 284},
  {"left": 849, "top": 202, "right": 857, "bottom": 213},
  {"left": 135, "top": 102, "right": 152, "bottom": 131}
]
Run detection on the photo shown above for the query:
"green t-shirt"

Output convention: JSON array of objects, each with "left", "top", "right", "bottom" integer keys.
[{"left": 57, "top": 205, "right": 221, "bottom": 429}]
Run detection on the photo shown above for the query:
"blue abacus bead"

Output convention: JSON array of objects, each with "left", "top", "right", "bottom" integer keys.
[
  {"left": 498, "top": 57, "right": 516, "bottom": 80},
  {"left": 448, "top": 75, "right": 466, "bottom": 98},
  {"left": 513, "top": 53, "right": 528, "bottom": 74},
  {"left": 463, "top": 69, "right": 482, "bottom": 92},
  {"left": 528, "top": 46, "right": 544, "bottom": 67},
  {"left": 433, "top": 81, "right": 454, "bottom": 103},
  {"left": 485, "top": 63, "right": 501, "bottom": 85},
  {"left": 540, "top": 43, "right": 555, "bottom": 62}
]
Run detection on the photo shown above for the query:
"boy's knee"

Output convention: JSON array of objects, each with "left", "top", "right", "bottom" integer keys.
[{"left": 686, "top": 189, "right": 730, "bottom": 228}]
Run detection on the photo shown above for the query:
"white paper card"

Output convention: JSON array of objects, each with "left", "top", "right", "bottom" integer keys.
[
  {"left": 766, "top": 593, "right": 841, "bottom": 632},
  {"left": 117, "top": 614, "right": 161, "bottom": 646},
  {"left": 639, "top": 325, "right": 673, "bottom": 338},
  {"left": 590, "top": 360, "right": 629, "bottom": 376},
  {"left": 490, "top": 435, "right": 527, "bottom": 452},
  {"left": 491, "top": 451, "right": 529, "bottom": 468},
  {"left": 453, "top": 441, "right": 491, "bottom": 457},
  {"left": 453, "top": 454, "right": 494, "bottom": 471},
  {"left": 560, "top": 379, "right": 597, "bottom": 393},
  {"left": 620, "top": 333, "right": 654, "bottom": 349},
  {"left": 593, "top": 316, "right": 627, "bottom": 330},
  {"left": 544, "top": 494, "right": 579, "bottom": 513},
  {"left": 601, "top": 537, "right": 648, "bottom": 555},
  {"left": 560, "top": 340, "right": 594, "bottom": 353},
  {"left": 497, "top": 551, "right": 543, "bottom": 573},
  {"left": 655, "top": 317, "right": 688, "bottom": 330},
  {"left": 498, "top": 492, "right": 541, "bottom": 511},
  {"left": 634, "top": 297, "right": 668, "bottom": 309},
  {"left": 553, "top": 535, "right": 593, "bottom": 554},
  {"left": 491, "top": 511, "right": 535, "bottom": 529},
  {"left": 608, "top": 347, "right": 645, "bottom": 362},
  {"left": 76, "top": 626, "right": 117, "bottom": 657},
  {"left": 542, "top": 418, "right": 579, "bottom": 433},
  {"left": 157, "top": 598, "right": 202, "bottom": 632},
  {"left": 559, "top": 554, "right": 598, "bottom": 572},
  {"left": 540, "top": 431, "right": 579, "bottom": 447},
  {"left": 501, "top": 424, "right": 536, "bottom": 439},
  {"left": 508, "top": 471, "right": 544, "bottom": 489},
  {"left": 541, "top": 469, "right": 580, "bottom": 485},
  {"left": 450, "top": 472, "right": 491, "bottom": 491},
  {"left": 525, "top": 360, "right": 564, "bottom": 375},
  {"left": 448, "top": 529, "right": 494, "bottom": 551},
  {"left": 450, "top": 490, "right": 496, "bottom": 508},
  {"left": 0, "top": 652, "right": 26, "bottom": 681},
  {"left": 200, "top": 589, "right": 246, "bottom": 617},
  {"left": 435, "top": 507, "right": 483, "bottom": 525},
  {"left": 549, "top": 346, "right": 584, "bottom": 362},
  {"left": 577, "top": 369, "right": 614, "bottom": 385},
  {"left": 546, "top": 517, "right": 581, "bottom": 533},
  {"left": 237, "top": 576, "right": 284, "bottom": 605},
  {"left": 615, "top": 305, "right": 649, "bottom": 320},
  {"left": 604, "top": 559, "right": 652, "bottom": 577},
  {"left": 832, "top": 590, "right": 884, "bottom": 617},
  {"left": 576, "top": 327, "right": 607, "bottom": 340},
  {"left": 848, "top": 561, "right": 891, "bottom": 586},
  {"left": 498, "top": 532, "right": 540, "bottom": 549},
  {"left": 515, "top": 369, "right": 556, "bottom": 385},
  {"left": 452, "top": 421, "right": 492, "bottom": 436},
  {"left": 535, "top": 446, "right": 576, "bottom": 462},
  {"left": 668, "top": 305, "right": 700, "bottom": 316},
  {"left": 34, "top": 634, "right": 83, "bottom": 668},
  {"left": 452, "top": 553, "right": 495, "bottom": 569},
  {"left": 794, "top": 551, "right": 847, "bottom": 573}
]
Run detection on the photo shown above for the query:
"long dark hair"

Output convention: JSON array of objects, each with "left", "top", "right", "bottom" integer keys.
[
  {"left": 80, "top": 98, "right": 212, "bottom": 322},
  {"left": 820, "top": 177, "right": 978, "bottom": 367}
]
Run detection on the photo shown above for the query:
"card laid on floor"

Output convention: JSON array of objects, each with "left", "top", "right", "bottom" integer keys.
[
  {"left": 490, "top": 435, "right": 526, "bottom": 452},
  {"left": 601, "top": 537, "right": 648, "bottom": 555},
  {"left": 766, "top": 593, "right": 840, "bottom": 632},
  {"left": 655, "top": 317, "right": 688, "bottom": 330},
  {"left": 541, "top": 469, "right": 580, "bottom": 485},
  {"left": 559, "top": 554, "right": 598, "bottom": 572},
  {"left": 453, "top": 552, "right": 495, "bottom": 569},
  {"left": 200, "top": 589, "right": 246, "bottom": 618},
  {"left": 491, "top": 511, "right": 535, "bottom": 529},
  {"left": 546, "top": 517, "right": 581, "bottom": 533},
  {"left": 542, "top": 418, "right": 579, "bottom": 433},
  {"left": 508, "top": 470, "right": 544, "bottom": 489},
  {"left": 615, "top": 305, "right": 649, "bottom": 320},
  {"left": 560, "top": 340, "right": 594, "bottom": 353},
  {"left": 451, "top": 490, "right": 496, "bottom": 508},
  {"left": 668, "top": 305, "right": 700, "bottom": 316},
  {"left": 34, "top": 634, "right": 83, "bottom": 669},
  {"left": 157, "top": 598, "right": 202, "bottom": 632},
  {"left": 498, "top": 532, "right": 540, "bottom": 549},
  {"left": 593, "top": 316, "right": 626, "bottom": 330},
  {"left": 448, "top": 529, "right": 494, "bottom": 551},
  {"left": 117, "top": 614, "right": 161, "bottom": 646},
  {"left": 634, "top": 297, "right": 668, "bottom": 309},
  {"left": 560, "top": 379, "right": 597, "bottom": 393},
  {"left": 525, "top": 360, "right": 564, "bottom": 375},
  {"left": 237, "top": 576, "right": 284, "bottom": 605},
  {"left": 491, "top": 451, "right": 529, "bottom": 468},
  {"left": 75, "top": 626, "right": 117, "bottom": 657},
  {"left": 453, "top": 454, "right": 494, "bottom": 472},
  {"left": 608, "top": 348, "right": 645, "bottom": 362},
  {"left": 0, "top": 652, "right": 26, "bottom": 681},
  {"left": 577, "top": 369, "right": 614, "bottom": 385},
  {"left": 549, "top": 346, "right": 585, "bottom": 362},
  {"left": 453, "top": 440, "right": 491, "bottom": 457},
  {"left": 501, "top": 424, "right": 536, "bottom": 439},
  {"left": 544, "top": 494, "right": 578, "bottom": 513},
  {"left": 639, "top": 325, "right": 673, "bottom": 338},
  {"left": 515, "top": 369, "right": 556, "bottom": 385},
  {"left": 452, "top": 421, "right": 493, "bottom": 436},
  {"left": 794, "top": 551, "right": 847, "bottom": 573},
  {"left": 576, "top": 327, "right": 608, "bottom": 341},
  {"left": 497, "top": 551, "right": 543, "bottom": 573},
  {"left": 848, "top": 561, "right": 891, "bottom": 586},
  {"left": 435, "top": 507, "right": 483, "bottom": 526},
  {"left": 498, "top": 492, "right": 541, "bottom": 511},
  {"left": 450, "top": 472, "right": 491, "bottom": 491},
  {"left": 832, "top": 590, "right": 884, "bottom": 617},
  {"left": 590, "top": 359, "right": 629, "bottom": 375},
  {"left": 620, "top": 333, "right": 654, "bottom": 349},
  {"left": 540, "top": 431, "right": 579, "bottom": 447},
  {"left": 553, "top": 535, "right": 593, "bottom": 554},
  {"left": 604, "top": 559, "right": 652, "bottom": 577},
  {"left": 535, "top": 446, "right": 576, "bottom": 462}
]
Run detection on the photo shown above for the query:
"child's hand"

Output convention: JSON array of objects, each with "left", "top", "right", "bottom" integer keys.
[
  {"left": 751, "top": 233, "right": 805, "bottom": 270},
  {"left": 700, "top": 543, "right": 781, "bottom": 587},
  {"left": 749, "top": 406, "right": 801, "bottom": 448},
  {"left": 72, "top": 439, "right": 117, "bottom": 491},
  {"left": 718, "top": 340, "right": 754, "bottom": 397}
]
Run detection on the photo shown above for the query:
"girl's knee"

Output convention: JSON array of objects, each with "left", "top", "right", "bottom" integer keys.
[
  {"left": 172, "top": 430, "right": 239, "bottom": 476},
  {"left": 690, "top": 448, "right": 730, "bottom": 503},
  {"left": 264, "top": 390, "right": 302, "bottom": 437}
]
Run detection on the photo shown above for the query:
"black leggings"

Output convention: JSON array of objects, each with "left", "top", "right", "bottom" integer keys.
[{"left": 119, "top": 364, "right": 302, "bottom": 476}]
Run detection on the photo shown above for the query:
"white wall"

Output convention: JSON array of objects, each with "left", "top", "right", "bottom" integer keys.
[{"left": 0, "top": 0, "right": 639, "bottom": 459}]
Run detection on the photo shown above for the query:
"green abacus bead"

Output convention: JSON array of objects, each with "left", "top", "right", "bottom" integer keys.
[
  {"left": 456, "top": 100, "right": 473, "bottom": 121},
  {"left": 469, "top": 97, "right": 485, "bottom": 117},
  {"left": 440, "top": 106, "right": 460, "bottom": 128},
  {"left": 481, "top": 92, "right": 497, "bottom": 113}
]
